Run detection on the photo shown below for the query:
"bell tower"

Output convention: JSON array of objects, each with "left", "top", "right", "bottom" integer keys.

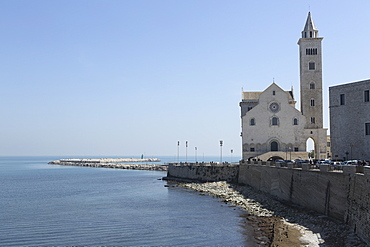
[
  {"left": 298, "top": 12, "right": 327, "bottom": 159},
  {"left": 298, "top": 12, "right": 324, "bottom": 129}
]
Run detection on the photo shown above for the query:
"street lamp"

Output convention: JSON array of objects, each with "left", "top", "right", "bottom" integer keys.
[
  {"left": 195, "top": 147, "right": 197, "bottom": 163},
  {"left": 220, "top": 140, "right": 223, "bottom": 164},
  {"left": 231, "top": 149, "right": 233, "bottom": 163},
  {"left": 186, "top": 141, "right": 188, "bottom": 163},
  {"left": 177, "top": 141, "right": 180, "bottom": 163}
]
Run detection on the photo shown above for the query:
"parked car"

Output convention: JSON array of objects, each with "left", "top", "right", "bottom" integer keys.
[{"left": 343, "top": 160, "right": 359, "bottom": 165}]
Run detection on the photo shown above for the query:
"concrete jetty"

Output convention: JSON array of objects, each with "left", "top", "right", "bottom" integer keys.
[
  {"left": 48, "top": 158, "right": 167, "bottom": 171},
  {"left": 49, "top": 158, "right": 161, "bottom": 164}
]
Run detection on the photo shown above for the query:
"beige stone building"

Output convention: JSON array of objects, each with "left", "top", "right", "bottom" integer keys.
[{"left": 240, "top": 12, "right": 327, "bottom": 161}]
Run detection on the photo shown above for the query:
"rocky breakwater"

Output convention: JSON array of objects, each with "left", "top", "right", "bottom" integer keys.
[
  {"left": 174, "top": 181, "right": 367, "bottom": 247},
  {"left": 48, "top": 158, "right": 167, "bottom": 171}
]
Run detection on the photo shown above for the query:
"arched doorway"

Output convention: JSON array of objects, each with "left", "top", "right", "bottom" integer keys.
[
  {"left": 271, "top": 141, "right": 279, "bottom": 151},
  {"left": 306, "top": 138, "right": 315, "bottom": 159}
]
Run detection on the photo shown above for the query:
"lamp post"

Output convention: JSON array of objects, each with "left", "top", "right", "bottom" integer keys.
[
  {"left": 220, "top": 140, "right": 223, "bottom": 164},
  {"left": 177, "top": 141, "right": 180, "bottom": 163},
  {"left": 285, "top": 147, "right": 288, "bottom": 160},
  {"left": 231, "top": 149, "right": 233, "bottom": 163},
  {"left": 186, "top": 141, "right": 188, "bottom": 163},
  {"left": 195, "top": 147, "right": 197, "bottom": 163}
]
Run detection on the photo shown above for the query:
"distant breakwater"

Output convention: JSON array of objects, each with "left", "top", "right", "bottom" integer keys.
[{"left": 48, "top": 158, "right": 167, "bottom": 171}]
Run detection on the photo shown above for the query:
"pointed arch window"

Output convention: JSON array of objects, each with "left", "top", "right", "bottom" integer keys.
[
  {"left": 293, "top": 118, "right": 298, "bottom": 125},
  {"left": 310, "top": 99, "right": 315, "bottom": 106},
  {"left": 310, "top": 83, "right": 315, "bottom": 89}
]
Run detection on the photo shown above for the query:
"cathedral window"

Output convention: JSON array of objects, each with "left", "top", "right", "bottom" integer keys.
[
  {"left": 250, "top": 147, "right": 255, "bottom": 152},
  {"left": 340, "top": 94, "right": 346, "bottom": 105},
  {"left": 311, "top": 117, "right": 316, "bottom": 124},
  {"left": 250, "top": 118, "right": 255, "bottom": 126},
  {"left": 272, "top": 91, "right": 275, "bottom": 95},
  {"left": 272, "top": 117, "right": 279, "bottom": 126},
  {"left": 309, "top": 62, "right": 315, "bottom": 70},
  {"left": 310, "top": 83, "right": 315, "bottom": 89},
  {"left": 310, "top": 99, "right": 315, "bottom": 106},
  {"left": 310, "top": 31, "right": 313, "bottom": 38},
  {"left": 294, "top": 147, "right": 299, "bottom": 152},
  {"left": 364, "top": 90, "right": 369, "bottom": 102},
  {"left": 366, "top": 123, "right": 370, "bottom": 135},
  {"left": 293, "top": 118, "right": 298, "bottom": 125}
]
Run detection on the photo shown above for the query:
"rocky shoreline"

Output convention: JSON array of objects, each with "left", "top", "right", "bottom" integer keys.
[
  {"left": 49, "top": 160, "right": 168, "bottom": 171},
  {"left": 168, "top": 180, "right": 367, "bottom": 247}
]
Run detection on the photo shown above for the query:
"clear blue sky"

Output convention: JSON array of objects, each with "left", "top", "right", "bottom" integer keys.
[{"left": 0, "top": 0, "right": 369, "bottom": 157}]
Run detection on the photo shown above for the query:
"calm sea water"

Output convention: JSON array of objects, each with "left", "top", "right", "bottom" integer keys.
[{"left": 0, "top": 156, "right": 253, "bottom": 246}]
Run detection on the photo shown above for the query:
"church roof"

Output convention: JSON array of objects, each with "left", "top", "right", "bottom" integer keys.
[
  {"left": 242, "top": 83, "right": 295, "bottom": 102},
  {"left": 303, "top": 12, "right": 317, "bottom": 31}
]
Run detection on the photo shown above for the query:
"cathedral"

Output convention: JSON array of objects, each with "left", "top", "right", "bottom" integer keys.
[{"left": 240, "top": 12, "right": 327, "bottom": 161}]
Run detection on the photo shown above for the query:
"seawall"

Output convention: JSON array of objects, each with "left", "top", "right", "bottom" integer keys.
[
  {"left": 166, "top": 163, "right": 239, "bottom": 183},
  {"left": 166, "top": 162, "right": 370, "bottom": 245}
]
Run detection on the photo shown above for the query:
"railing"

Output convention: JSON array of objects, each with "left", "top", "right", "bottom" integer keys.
[
  {"left": 169, "top": 160, "right": 368, "bottom": 175},
  {"left": 239, "top": 160, "right": 368, "bottom": 174}
]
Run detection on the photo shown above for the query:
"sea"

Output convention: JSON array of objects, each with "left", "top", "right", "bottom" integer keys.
[{"left": 0, "top": 156, "right": 255, "bottom": 246}]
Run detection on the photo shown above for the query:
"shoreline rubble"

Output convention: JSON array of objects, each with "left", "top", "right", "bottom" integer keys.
[{"left": 168, "top": 180, "right": 367, "bottom": 247}]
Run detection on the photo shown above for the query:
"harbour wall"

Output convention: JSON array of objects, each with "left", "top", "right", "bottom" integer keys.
[
  {"left": 166, "top": 162, "right": 370, "bottom": 244},
  {"left": 167, "top": 163, "right": 239, "bottom": 183}
]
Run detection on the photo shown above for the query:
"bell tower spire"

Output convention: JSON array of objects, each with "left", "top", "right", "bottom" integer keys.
[
  {"left": 302, "top": 12, "right": 319, "bottom": 38},
  {"left": 298, "top": 12, "right": 323, "bottom": 129},
  {"left": 298, "top": 12, "right": 327, "bottom": 160}
]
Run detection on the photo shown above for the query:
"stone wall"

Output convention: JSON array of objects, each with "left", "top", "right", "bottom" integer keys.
[
  {"left": 166, "top": 163, "right": 239, "bottom": 183},
  {"left": 345, "top": 167, "right": 370, "bottom": 243},
  {"left": 329, "top": 79, "right": 370, "bottom": 161},
  {"left": 166, "top": 163, "right": 370, "bottom": 244},
  {"left": 238, "top": 164, "right": 347, "bottom": 220}
]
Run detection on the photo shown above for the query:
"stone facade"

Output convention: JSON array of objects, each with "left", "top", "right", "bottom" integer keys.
[
  {"left": 240, "top": 12, "right": 327, "bottom": 161},
  {"left": 329, "top": 79, "right": 370, "bottom": 161},
  {"left": 240, "top": 83, "right": 308, "bottom": 161}
]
